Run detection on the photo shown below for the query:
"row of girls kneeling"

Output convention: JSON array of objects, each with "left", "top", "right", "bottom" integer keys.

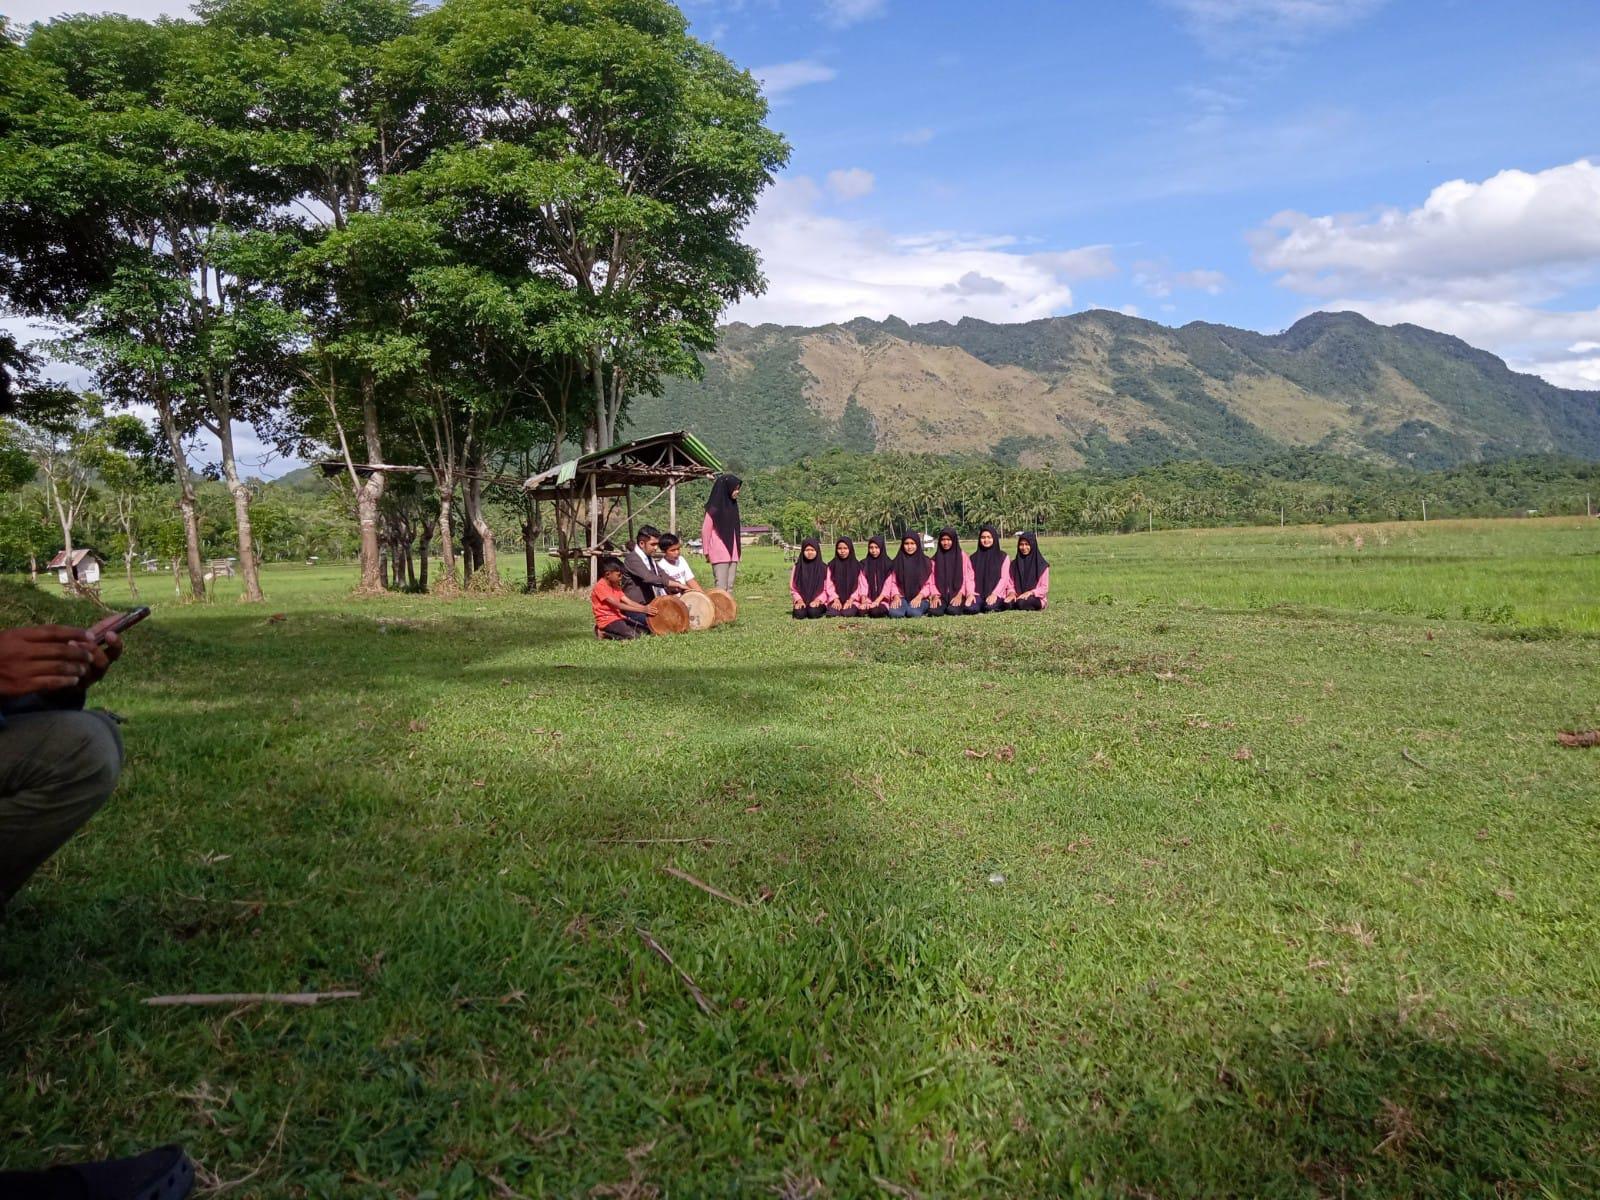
[{"left": 791, "top": 526, "right": 1050, "bottom": 618}]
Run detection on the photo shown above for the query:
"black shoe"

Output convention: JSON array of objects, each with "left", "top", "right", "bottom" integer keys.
[{"left": 56, "top": 1145, "right": 195, "bottom": 1200}]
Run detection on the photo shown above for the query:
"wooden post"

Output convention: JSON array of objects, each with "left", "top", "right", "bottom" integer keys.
[
  {"left": 588, "top": 475, "right": 599, "bottom": 586},
  {"left": 669, "top": 482, "right": 677, "bottom": 535},
  {"left": 1421, "top": 498, "right": 1428, "bottom": 522}
]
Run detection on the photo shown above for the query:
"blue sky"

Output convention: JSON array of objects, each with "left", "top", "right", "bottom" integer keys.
[
  {"left": 7, "top": 0, "right": 1600, "bottom": 474},
  {"left": 679, "top": 0, "right": 1600, "bottom": 388}
]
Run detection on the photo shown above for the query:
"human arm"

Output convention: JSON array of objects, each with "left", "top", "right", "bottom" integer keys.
[
  {"left": 960, "top": 555, "right": 976, "bottom": 603},
  {"left": 988, "top": 559, "right": 1011, "bottom": 606}
]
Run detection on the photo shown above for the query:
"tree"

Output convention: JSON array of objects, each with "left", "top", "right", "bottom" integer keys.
[
  {"left": 382, "top": 0, "right": 787, "bottom": 572},
  {"left": 97, "top": 413, "right": 173, "bottom": 598},
  {"left": 10, "top": 389, "right": 104, "bottom": 588},
  {"left": 776, "top": 499, "right": 817, "bottom": 545}
]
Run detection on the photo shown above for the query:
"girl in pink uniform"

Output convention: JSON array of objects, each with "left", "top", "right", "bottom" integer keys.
[
  {"left": 970, "top": 523, "right": 1011, "bottom": 613},
  {"left": 701, "top": 474, "right": 742, "bottom": 592},
  {"left": 928, "top": 527, "right": 977, "bottom": 616},
  {"left": 1007, "top": 532, "right": 1050, "bottom": 610},
  {"left": 789, "top": 538, "right": 832, "bottom": 618},
  {"left": 888, "top": 533, "right": 935, "bottom": 617},
  {"left": 827, "top": 537, "right": 866, "bottom": 616},
  {"left": 860, "top": 536, "right": 899, "bottom": 617}
]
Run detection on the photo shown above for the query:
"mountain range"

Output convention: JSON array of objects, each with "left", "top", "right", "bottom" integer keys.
[{"left": 625, "top": 310, "right": 1600, "bottom": 472}]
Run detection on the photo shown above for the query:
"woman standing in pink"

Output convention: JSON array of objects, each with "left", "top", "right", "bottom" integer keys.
[
  {"left": 701, "top": 474, "right": 742, "bottom": 592},
  {"left": 1006, "top": 532, "right": 1051, "bottom": 610}
]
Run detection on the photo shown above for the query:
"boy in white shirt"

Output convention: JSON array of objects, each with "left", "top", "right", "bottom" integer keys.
[{"left": 656, "top": 534, "right": 702, "bottom": 592}]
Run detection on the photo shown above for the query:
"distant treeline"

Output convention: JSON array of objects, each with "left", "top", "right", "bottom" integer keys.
[{"left": 735, "top": 451, "right": 1600, "bottom": 541}]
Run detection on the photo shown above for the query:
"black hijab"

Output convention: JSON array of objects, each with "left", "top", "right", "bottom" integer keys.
[
  {"left": 828, "top": 537, "right": 862, "bottom": 599},
  {"left": 705, "top": 473, "right": 742, "bottom": 551},
  {"left": 893, "top": 533, "right": 931, "bottom": 599},
  {"left": 791, "top": 537, "right": 828, "bottom": 603},
  {"left": 862, "top": 535, "right": 894, "bottom": 596},
  {"left": 970, "top": 523, "right": 1006, "bottom": 598},
  {"left": 1011, "top": 531, "right": 1049, "bottom": 593},
  {"left": 932, "top": 526, "right": 966, "bottom": 599}
]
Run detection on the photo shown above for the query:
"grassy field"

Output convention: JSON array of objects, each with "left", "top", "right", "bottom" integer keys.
[{"left": 2, "top": 516, "right": 1597, "bottom": 1197}]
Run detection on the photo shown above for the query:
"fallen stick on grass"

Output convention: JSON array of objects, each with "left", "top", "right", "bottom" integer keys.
[
  {"left": 593, "top": 836, "right": 726, "bottom": 845},
  {"left": 636, "top": 928, "right": 715, "bottom": 1015},
  {"left": 1401, "top": 747, "right": 1430, "bottom": 770},
  {"left": 662, "top": 865, "right": 748, "bottom": 908},
  {"left": 143, "top": 990, "right": 361, "bottom": 1008}
]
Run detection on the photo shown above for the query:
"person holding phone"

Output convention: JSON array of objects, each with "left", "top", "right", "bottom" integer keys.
[
  {"left": 0, "top": 609, "right": 200, "bottom": 1198},
  {"left": 0, "top": 615, "right": 129, "bottom": 909}
]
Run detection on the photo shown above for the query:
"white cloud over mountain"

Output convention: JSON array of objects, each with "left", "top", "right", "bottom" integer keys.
[
  {"left": 819, "top": 0, "right": 886, "bottom": 28},
  {"left": 1168, "top": 0, "right": 1388, "bottom": 56},
  {"left": 825, "top": 168, "right": 876, "bottom": 200},
  {"left": 753, "top": 59, "right": 838, "bottom": 98},
  {"left": 1252, "top": 159, "right": 1600, "bottom": 389},
  {"left": 729, "top": 177, "right": 1114, "bottom": 327}
]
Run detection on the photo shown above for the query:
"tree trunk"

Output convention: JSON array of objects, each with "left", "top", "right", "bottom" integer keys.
[
  {"left": 28, "top": 552, "right": 36, "bottom": 583},
  {"left": 418, "top": 517, "right": 434, "bottom": 591},
  {"left": 522, "top": 496, "right": 540, "bottom": 592},
  {"left": 124, "top": 549, "right": 139, "bottom": 601},
  {"left": 155, "top": 395, "right": 206, "bottom": 601},
  {"left": 463, "top": 471, "right": 500, "bottom": 591},
  {"left": 355, "top": 374, "right": 386, "bottom": 594},
  {"left": 216, "top": 417, "right": 264, "bottom": 602},
  {"left": 434, "top": 475, "right": 459, "bottom": 593}
]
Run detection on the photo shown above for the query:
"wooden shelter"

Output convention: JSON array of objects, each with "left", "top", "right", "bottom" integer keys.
[
  {"left": 46, "top": 548, "right": 104, "bottom": 588},
  {"left": 318, "top": 430, "right": 723, "bottom": 586},
  {"left": 523, "top": 431, "right": 723, "bottom": 584}
]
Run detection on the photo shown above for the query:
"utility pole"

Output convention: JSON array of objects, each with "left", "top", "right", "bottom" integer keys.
[
  {"left": 1421, "top": 497, "right": 1428, "bottom": 522},
  {"left": 1279, "top": 504, "right": 1285, "bottom": 528}
]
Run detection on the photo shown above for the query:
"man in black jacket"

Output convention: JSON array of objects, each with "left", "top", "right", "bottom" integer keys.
[{"left": 621, "top": 526, "right": 685, "bottom": 606}]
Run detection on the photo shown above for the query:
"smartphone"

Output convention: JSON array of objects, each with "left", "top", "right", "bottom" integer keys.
[{"left": 93, "top": 606, "right": 151, "bottom": 646}]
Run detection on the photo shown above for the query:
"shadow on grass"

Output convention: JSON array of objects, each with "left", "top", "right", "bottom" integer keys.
[{"left": 1019, "top": 1010, "right": 1600, "bottom": 1197}]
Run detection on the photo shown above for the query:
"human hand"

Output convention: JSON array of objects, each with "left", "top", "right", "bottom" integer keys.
[{"left": 0, "top": 625, "right": 98, "bottom": 697}]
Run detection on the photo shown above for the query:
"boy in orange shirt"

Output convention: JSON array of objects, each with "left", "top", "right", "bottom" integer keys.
[{"left": 592, "top": 557, "right": 654, "bottom": 640}]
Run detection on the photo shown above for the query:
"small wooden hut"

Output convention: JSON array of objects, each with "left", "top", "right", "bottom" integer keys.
[
  {"left": 46, "top": 548, "right": 104, "bottom": 588},
  {"left": 523, "top": 431, "right": 723, "bottom": 584}
]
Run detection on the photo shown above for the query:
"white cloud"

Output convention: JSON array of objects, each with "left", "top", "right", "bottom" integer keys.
[
  {"left": 825, "top": 167, "right": 875, "bottom": 200},
  {"left": 1132, "top": 260, "right": 1227, "bottom": 297},
  {"left": 1167, "top": 0, "right": 1387, "bottom": 56},
  {"left": 1252, "top": 159, "right": 1600, "bottom": 389},
  {"left": 820, "top": 0, "right": 886, "bottom": 28},
  {"left": 3, "top": 0, "right": 188, "bottom": 23},
  {"left": 898, "top": 127, "right": 936, "bottom": 146},
  {"left": 730, "top": 177, "right": 1109, "bottom": 326},
  {"left": 1253, "top": 160, "right": 1600, "bottom": 298},
  {"left": 1033, "top": 245, "right": 1119, "bottom": 280},
  {"left": 753, "top": 59, "right": 838, "bottom": 98}
]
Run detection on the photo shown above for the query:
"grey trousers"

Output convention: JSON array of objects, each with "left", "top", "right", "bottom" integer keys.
[
  {"left": 0, "top": 708, "right": 124, "bottom": 906},
  {"left": 711, "top": 561, "right": 737, "bottom": 592}
]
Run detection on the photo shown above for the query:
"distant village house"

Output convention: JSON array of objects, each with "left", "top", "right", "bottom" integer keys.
[
  {"left": 739, "top": 524, "right": 773, "bottom": 546},
  {"left": 47, "top": 548, "right": 104, "bottom": 588}
]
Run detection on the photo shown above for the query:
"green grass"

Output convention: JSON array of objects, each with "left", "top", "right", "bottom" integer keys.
[{"left": 2, "top": 516, "right": 1598, "bottom": 1197}]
